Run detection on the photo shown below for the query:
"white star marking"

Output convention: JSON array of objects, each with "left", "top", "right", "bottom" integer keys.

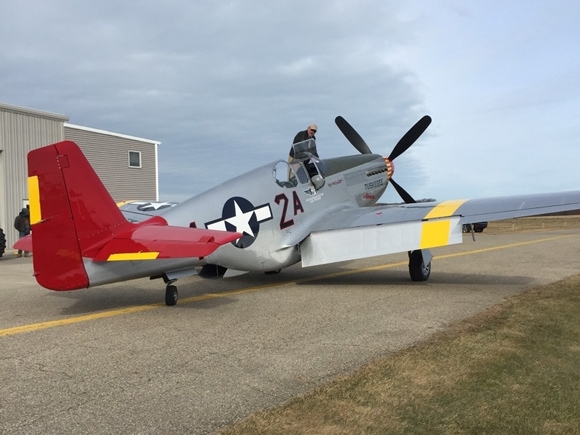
[
  {"left": 134, "top": 201, "right": 176, "bottom": 210},
  {"left": 225, "top": 200, "right": 256, "bottom": 237}
]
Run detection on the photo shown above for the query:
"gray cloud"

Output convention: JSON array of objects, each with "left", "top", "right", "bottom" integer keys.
[{"left": 2, "top": 1, "right": 579, "bottom": 202}]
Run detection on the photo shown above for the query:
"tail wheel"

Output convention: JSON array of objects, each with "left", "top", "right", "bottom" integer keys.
[
  {"left": 409, "top": 250, "right": 431, "bottom": 281},
  {"left": 165, "top": 285, "right": 178, "bottom": 306}
]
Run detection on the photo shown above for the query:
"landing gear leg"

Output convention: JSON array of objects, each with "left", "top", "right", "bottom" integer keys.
[
  {"left": 408, "top": 250, "right": 431, "bottom": 282},
  {"left": 165, "top": 283, "right": 178, "bottom": 306}
]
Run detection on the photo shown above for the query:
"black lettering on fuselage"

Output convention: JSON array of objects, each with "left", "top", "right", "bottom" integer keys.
[
  {"left": 275, "top": 191, "right": 305, "bottom": 229},
  {"left": 275, "top": 193, "right": 294, "bottom": 229},
  {"left": 364, "top": 179, "right": 384, "bottom": 190},
  {"left": 292, "top": 191, "right": 304, "bottom": 215}
]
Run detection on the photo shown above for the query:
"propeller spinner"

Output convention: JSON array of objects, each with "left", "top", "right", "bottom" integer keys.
[{"left": 335, "top": 115, "right": 432, "bottom": 203}]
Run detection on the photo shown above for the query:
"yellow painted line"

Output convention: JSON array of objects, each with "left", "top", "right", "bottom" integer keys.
[
  {"left": 28, "top": 175, "right": 41, "bottom": 225},
  {"left": 107, "top": 252, "right": 160, "bottom": 261},
  {"left": 433, "top": 234, "right": 574, "bottom": 260},
  {"left": 0, "top": 233, "right": 577, "bottom": 338},
  {"left": 0, "top": 304, "right": 161, "bottom": 337},
  {"left": 423, "top": 199, "right": 466, "bottom": 219}
]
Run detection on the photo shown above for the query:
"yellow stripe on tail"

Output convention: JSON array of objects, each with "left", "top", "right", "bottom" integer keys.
[{"left": 28, "top": 175, "right": 41, "bottom": 225}]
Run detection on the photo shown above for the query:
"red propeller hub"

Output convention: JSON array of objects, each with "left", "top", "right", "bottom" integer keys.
[{"left": 384, "top": 157, "right": 394, "bottom": 179}]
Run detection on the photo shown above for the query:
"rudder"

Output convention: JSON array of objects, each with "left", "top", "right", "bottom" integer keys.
[{"left": 28, "top": 141, "right": 129, "bottom": 290}]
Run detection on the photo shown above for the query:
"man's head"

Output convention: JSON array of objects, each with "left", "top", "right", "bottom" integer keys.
[{"left": 307, "top": 123, "right": 318, "bottom": 137}]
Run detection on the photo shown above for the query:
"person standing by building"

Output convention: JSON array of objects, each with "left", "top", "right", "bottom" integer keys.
[{"left": 14, "top": 207, "right": 30, "bottom": 257}]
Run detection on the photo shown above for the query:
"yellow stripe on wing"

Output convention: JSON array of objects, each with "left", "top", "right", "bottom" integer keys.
[
  {"left": 419, "top": 200, "right": 466, "bottom": 249},
  {"left": 107, "top": 252, "right": 160, "bottom": 261},
  {"left": 420, "top": 220, "right": 452, "bottom": 248},
  {"left": 423, "top": 199, "right": 466, "bottom": 219}
]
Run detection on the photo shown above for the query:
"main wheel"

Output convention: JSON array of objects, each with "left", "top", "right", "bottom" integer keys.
[
  {"left": 165, "top": 285, "right": 178, "bottom": 306},
  {"left": 409, "top": 250, "right": 431, "bottom": 281}
]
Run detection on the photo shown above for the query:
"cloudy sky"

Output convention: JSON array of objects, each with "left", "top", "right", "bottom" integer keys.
[{"left": 2, "top": 1, "right": 579, "bottom": 203}]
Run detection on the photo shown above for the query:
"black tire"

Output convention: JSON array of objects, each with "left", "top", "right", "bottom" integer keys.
[
  {"left": 264, "top": 269, "right": 281, "bottom": 275},
  {"left": 165, "top": 285, "right": 178, "bottom": 306},
  {"left": 409, "top": 250, "right": 431, "bottom": 281},
  {"left": 0, "top": 228, "right": 6, "bottom": 257}
]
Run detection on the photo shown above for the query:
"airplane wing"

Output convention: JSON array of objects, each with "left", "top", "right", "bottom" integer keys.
[
  {"left": 300, "top": 190, "right": 580, "bottom": 267},
  {"left": 118, "top": 200, "right": 178, "bottom": 223}
]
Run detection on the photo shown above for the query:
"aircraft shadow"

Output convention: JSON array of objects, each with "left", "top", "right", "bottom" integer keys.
[
  {"left": 53, "top": 282, "right": 238, "bottom": 315},
  {"left": 55, "top": 266, "right": 535, "bottom": 316},
  {"left": 298, "top": 270, "right": 535, "bottom": 288}
]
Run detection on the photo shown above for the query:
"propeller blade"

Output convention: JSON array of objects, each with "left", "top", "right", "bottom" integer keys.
[
  {"left": 388, "top": 115, "right": 432, "bottom": 161},
  {"left": 335, "top": 116, "right": 372, "bottom": 154},
  {"left": 390, "top": 178, "right": 416, "bottom": 204}
]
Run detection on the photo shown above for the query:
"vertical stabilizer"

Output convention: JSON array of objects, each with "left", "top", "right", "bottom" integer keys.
[{"left": 28, "top": 141, "right": 129, "bottom": 290}]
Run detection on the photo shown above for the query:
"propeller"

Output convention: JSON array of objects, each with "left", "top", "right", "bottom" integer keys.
[
  {"left": 334, "top": 115, "right": 433, "bottom": 204},
  {"left": 390, "top": 178, "right": 416, "bottom": 204},
  {"left": 388, "top": 115, "right": 431, "bottom": 161},
  {"left": 335, "top": 116, "right": 372, "bottom": 154}
]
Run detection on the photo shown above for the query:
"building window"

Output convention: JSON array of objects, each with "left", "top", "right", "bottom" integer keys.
[{"left": 128, "top": 151, "right": 142, "bottom": 168}]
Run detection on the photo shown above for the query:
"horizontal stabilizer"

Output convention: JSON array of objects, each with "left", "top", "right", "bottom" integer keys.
[
  {"left": 13, "top": 235, "right": 32, "bottom": 252},
  {"left": 93, "top": 216, "right": 241, "bottom": 261}
]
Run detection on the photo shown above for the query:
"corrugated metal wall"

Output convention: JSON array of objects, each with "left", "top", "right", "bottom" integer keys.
[
  {"left": 1, "top": 103, "right": 160, "bottom": 254},
  {"left": 0, "top": 104, "right": 67, "bottom": 251},
  {"left": 65, "top": 126, "right": 158, "bottom": 202}
]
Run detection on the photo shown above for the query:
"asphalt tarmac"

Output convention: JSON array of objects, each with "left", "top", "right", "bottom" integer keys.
[{"left": 1, "top": 229, "right": 579, "bottom": 434}]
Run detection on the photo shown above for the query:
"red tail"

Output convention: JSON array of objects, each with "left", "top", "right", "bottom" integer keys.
[
  {"left": 28, "top": 141, "right": 129, "bottom": 290},
  {"left": 27, "top": 141, "right": 241, "bottom": 292}
]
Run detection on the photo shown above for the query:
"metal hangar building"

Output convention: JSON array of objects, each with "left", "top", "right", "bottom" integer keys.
[{"left": 0, "top": 102, "right": 161, "bottom": 250}]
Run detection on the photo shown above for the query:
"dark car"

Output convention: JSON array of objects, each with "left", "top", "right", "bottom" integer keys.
[{"left": 462, "top": 222, "right": 488, "bottom": 233}]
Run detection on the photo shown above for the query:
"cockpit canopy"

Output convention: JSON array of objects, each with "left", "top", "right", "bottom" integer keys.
[
  {"left": 291, "top": 139, "right": 318, "bottom": 160},
  {"left": 273, "top": 139, "right": 326, "bottom": 189}
]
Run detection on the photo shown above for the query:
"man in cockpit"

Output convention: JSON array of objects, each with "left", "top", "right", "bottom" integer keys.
[{"left": 289, "top": 123, "right": 318, "bottom": 160}]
